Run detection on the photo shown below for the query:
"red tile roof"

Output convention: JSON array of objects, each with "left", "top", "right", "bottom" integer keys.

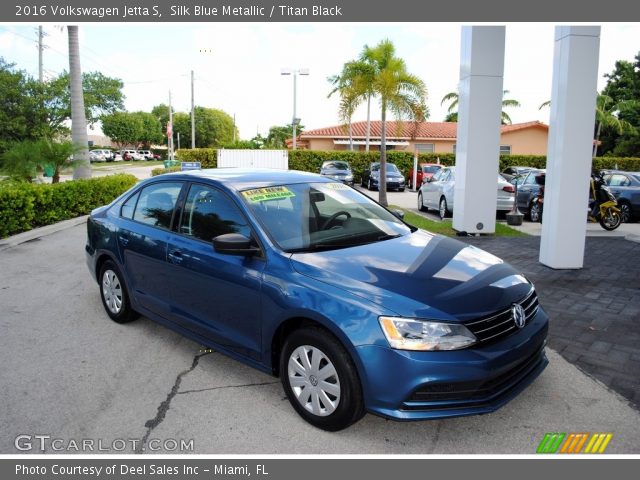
[{"left": 300, "top": 120, "right": 548, "bottom": 140}]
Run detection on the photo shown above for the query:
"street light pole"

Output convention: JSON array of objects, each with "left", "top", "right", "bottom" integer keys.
[{"left": 281, "top": 68, "right": 309, "bottom": 150}]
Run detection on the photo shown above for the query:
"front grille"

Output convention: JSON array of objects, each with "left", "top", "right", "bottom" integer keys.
[
  {"left": 406, "top": 344, "right": 545, "bottom": 405},
  {"left": 463, "top": 288, "right": 539, "bottom": 345}
]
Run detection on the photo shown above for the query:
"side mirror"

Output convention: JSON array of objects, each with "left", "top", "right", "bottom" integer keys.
[
  {"left": 391, "top": 209, "right": 405, "bottom": 219},
  {"left": 424, "top": 177, "right": 432, "bottom": 183},
  {"left": 213, "top": 233, "right": 260, "bottom": 256}
]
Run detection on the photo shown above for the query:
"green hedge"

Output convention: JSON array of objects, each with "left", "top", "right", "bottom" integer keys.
[
  {"left": 173, "top": 148, "right": 640, "bottom": 181},
  {"left": 151, "top": 167, "right": 181, "bottom": 176},
  {"left": 0, "top": 174, "right": 137, "bottom": 238}
]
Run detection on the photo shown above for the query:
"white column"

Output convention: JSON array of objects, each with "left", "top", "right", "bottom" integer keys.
[
  {"left": 539, "top": 26, "right": 601, "bottom": 269},
  {"left": 452, "top": 26, "right": 505, "bottom": 234}
]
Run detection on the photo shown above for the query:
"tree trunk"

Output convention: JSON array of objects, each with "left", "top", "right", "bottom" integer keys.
[
  {"left": 68, "top": 26, "right": 91, "bottom": 179},
  {"left": 348, "top": 119, "right": 353, "bottom": 151},
  {"left": 379, "top": 102, "right": 388, "bottom": 207},
  {"left": 593, "top": 121, "right": 602, "bottom": 157},
  {"left": 365, "top": 94, "right": 371, "bottom": 152}
]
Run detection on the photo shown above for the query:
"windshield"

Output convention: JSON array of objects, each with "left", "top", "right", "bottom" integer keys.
[
  {"left": 322, "top": 161, "right": 349, "bottom": 170},
  {"left": 423, "top": 165, "right": 441, "bottom": 174},
  {"left": 242, "top": 182, "right": 412, "bottom": 253},
  {"left": 371, "top": 163, "right": 399, "bottom": 173}
]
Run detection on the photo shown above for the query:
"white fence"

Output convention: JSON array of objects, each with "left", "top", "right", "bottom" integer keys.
[{"left": 217, "top": 149, "right": 288, "bottom": 169}]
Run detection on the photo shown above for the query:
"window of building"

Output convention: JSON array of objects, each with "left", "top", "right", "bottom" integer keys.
[
  {"left": 415, "top": 143, "right": 435, "bottom": 153},
  {"left": 500, "top": 145, "right": 512, "bottom": 155}
]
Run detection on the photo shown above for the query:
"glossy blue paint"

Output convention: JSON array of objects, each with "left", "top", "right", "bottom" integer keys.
[{"left": 86, "top": 169, "right": 548, "bottom": 421}]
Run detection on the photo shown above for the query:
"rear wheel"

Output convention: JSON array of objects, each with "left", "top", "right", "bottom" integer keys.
[
  {"left": 99, "top": 260, "right": 139, "bottom": 323},
  {"left": 280, "top": 328, "right": 364, "bottom": 431},
  {"left": 367, "top": 178, "right": 375, "bottom": 191}
]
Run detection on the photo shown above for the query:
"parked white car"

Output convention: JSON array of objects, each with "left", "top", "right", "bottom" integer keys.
[
  {"left": 417, "top": 166, "right": 515, "bottom": 220},
  {"left": 120, "top": 149, "right": 144, "bottom": 161},
  {"left": 138, "top": 150, "right": 154, "bottom": 160},
  {"left": 89, "top": 149, "right": 112, "bottom": 162}
]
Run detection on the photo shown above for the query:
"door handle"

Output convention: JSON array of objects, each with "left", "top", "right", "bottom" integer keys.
[
  {"left": 168, "top": 249, "right": 183, "bottom": 264},
  {"left": 118, "top": 235, "right": 129, "bottom": 246}
]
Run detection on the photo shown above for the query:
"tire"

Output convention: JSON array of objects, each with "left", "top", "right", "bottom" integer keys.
[
  {"left": 619, "top": 201, "right": 633, "bottom": 223},
  {"left": 599, "top": 208, "right": 622, "bottom": 231},
  {"left": 418, "top": 192, "right": 427, "bottom": 212},
  {"left": 99, "top": 260, "right": 139, "bottom": 323},
  {"left": 360, "top": 176, "right": 366, "bottom": 188},
  {"left": 367, "top": 178, "right": 375, "bottom": 191},
  {"left": 280, "top": 327, "right": 365, "bottom": 431},
  {"left": 529, "top": 201, "right": 542, "bottom": 223},
  {"left": 439, "top": 197, "right": 449, "bottom": 220},
  {"left": 398, "top": 188, "right": 405, "bottom": 192}
]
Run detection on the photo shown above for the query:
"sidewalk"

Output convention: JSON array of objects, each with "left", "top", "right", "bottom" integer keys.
[{"left": 463, "top": 235, "right": 640, "bottom": 409}]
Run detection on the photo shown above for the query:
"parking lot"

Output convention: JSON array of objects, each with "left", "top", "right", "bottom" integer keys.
[{"left": 1, "top": 182, "right": 640, "bottom": 454}]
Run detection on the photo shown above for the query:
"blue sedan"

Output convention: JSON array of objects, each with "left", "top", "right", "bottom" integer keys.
[{"left": 86, "top": 169, "right": 548, "bottom": 431}]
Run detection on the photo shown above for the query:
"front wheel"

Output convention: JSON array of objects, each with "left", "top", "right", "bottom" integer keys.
[
  {"left": 619, "top": 201, "right": 633, "bottom": 223},
  {"left": 418, "top": 192, "right": 427, "bottom": 212},
  {"left": 599, "top": 208, "right": 622, "bottom": 231},
  {"left": 280, "top": 328, "right": 364, "bottom": 431},
  {"left": 439, "top": 197, "right": 450, "bottom": 220},
  {"left": 529, "top": 201, "right": 542, "bottom": 223}
]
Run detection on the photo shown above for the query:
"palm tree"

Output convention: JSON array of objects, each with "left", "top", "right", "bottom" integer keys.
[
  {"left": 328, "top": 59, "right": 375, "bottom": 151},
  {"left": 67, "top": 26, "right": 90, "bottom": 179},
  {"left": 365, "top": 39, "right": 427, "bottom": 206},
  {"left": 441, "top": 90, "right": 521, "bottom": 124},
  {"left": 539, "top": 95, "right": 636, "bottom": 156}
]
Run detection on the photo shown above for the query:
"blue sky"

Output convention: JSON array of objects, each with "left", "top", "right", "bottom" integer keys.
[{"left": 1, "top": 23, "right": 639, "bottom": 139}]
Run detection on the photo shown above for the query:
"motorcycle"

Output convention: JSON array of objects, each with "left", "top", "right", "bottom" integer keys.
[{"left": 589, "top": 173, "right": 622, "bottom": 231}]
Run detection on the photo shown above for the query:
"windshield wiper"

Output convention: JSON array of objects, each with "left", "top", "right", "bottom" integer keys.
[{"left": 377, "top": 233, "right": 403, "bottom": 241}]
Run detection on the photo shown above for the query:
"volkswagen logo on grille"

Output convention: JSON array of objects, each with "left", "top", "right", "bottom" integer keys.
[{"left": 512, "top": 304, "right": 526, "bottom": 329}]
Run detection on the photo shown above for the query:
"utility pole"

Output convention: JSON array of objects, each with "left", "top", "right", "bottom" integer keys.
[
  {"left": 281, "top": 68, "right": 309, "bottom": 150},
  {"left": 168, "top": 91, "right": 174, "bottom": 160},
  {"left": 233, "top": 114, "right": 236, "bottom": 142},
  {"left": 177, "top": 132, "right": 181, "bottom": 150},
  {"left": 38, "top": 26, "right": 44, "bottom": 82},
  {"left": 191, "top": 70, "right": 195, "bottom": 149}
]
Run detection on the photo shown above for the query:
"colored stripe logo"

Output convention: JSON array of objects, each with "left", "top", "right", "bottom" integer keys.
[{"left": 537, "top": 433, "right": 613, "bottom": 454}]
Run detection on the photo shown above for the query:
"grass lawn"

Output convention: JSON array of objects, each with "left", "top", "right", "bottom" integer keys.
[
  {"left": 392, "top": 206, "right": 525, "bottom": 237},
  {"left": 91, "top": 160, "right": 164, "bottom": 169}
]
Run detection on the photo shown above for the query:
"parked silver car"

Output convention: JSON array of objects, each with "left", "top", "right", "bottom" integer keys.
[{"left": 417, "top": 166, "right": 515, "bottom": 220}]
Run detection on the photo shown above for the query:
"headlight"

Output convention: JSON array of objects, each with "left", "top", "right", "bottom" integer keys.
[
  {"left": 378, "top": 316, "right": 477, "bottom": 351},
  {"left": 344, "top": 175, "right": 353, "bottom": 181}
]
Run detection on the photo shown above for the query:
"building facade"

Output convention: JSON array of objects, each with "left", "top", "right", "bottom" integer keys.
[{"left": 288, "top": 120, "right": 549, "bottom": 155}]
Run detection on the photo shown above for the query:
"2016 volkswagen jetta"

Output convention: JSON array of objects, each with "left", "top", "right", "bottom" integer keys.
[{"left": 86, "top": 168, "right": 548, "bottom": 431}]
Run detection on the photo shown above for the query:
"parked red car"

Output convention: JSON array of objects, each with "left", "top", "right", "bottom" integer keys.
[{"left": 408, "top": 163, "right": 442, "bottom": 189}]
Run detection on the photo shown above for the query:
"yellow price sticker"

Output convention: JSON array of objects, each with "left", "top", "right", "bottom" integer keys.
[{"left": 242, "top": 186, "right": 295, "bottom": 203}]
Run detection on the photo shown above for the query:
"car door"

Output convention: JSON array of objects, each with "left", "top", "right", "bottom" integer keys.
[
  {"left": 426, "top": 168, "right": 449, "bottom": 208},
  {"left": 422, "top": 168, "right": 442, "bottom": 208},
  {"left": 165, "top": 183, "right": 265, "bottom": 361},
  {"left": 516, "top": 172, "right": 538, "bottom": 210},
  {"left": 118, "top": 181, "right": 184, "bottom": 318}
]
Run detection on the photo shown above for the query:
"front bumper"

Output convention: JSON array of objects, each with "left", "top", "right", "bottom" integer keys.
[{"left": 356, "top": 307, "right": 549, "bottom": 420}]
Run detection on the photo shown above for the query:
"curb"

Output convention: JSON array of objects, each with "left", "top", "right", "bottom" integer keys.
[
  {"left": 0, "top": 215, "right": 88, "bottom": 252},
  {"left": 626, "top": 233, "right": 640, "bottom": 244}
]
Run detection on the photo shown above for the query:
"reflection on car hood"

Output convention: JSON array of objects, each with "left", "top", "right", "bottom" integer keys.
[
  {"left": 290, "top": 230, "right": 531, "bottom": 321},
  {"left": 372, "top": 171, "right": 403, "bottom": 178},
  {"left": 321, "top": 168, "right": 352, "bottom": 176}
]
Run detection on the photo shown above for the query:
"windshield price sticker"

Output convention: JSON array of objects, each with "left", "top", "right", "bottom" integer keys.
[
  {"left": 242, "top": 186, "right": 295, "bottom": 203},
  {"left": 323, "top": 182, "right": 350, "bottom": 190}
]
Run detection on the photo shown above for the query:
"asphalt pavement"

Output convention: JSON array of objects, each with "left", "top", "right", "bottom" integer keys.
[{"left": 1, "top": 202, "right": 640, "bottom": 453}]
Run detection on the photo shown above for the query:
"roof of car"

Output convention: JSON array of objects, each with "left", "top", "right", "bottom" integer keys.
[{"left": 151, "top": 168, "right": 336, "bottom": 191}]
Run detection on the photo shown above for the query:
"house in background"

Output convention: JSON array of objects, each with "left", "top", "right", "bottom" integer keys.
[{"left": 287, "top": 120, "right": 549, "bottom": 155}]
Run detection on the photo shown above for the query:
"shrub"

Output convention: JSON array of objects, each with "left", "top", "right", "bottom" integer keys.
[
  {"left": 151, "top": 167, "right": 181, "bottom": 176},
  {"left": 172, "top": 148, "right": 640, "bottom": 179},
  {"left": 0, "top": 174, "right": 137, "bottom": 238}
]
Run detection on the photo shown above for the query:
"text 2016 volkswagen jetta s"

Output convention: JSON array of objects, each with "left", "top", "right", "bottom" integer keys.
[{"left": 86, "top": 169, "right": 548, "bottom": 431}]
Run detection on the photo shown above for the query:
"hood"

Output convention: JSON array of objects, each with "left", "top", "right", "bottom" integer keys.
[
  {"left": 372, "top": 171, "right": 403, "bottom": 178},
  {"left": 290, "top": 230, "right": 531, "bottom": 321}
]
